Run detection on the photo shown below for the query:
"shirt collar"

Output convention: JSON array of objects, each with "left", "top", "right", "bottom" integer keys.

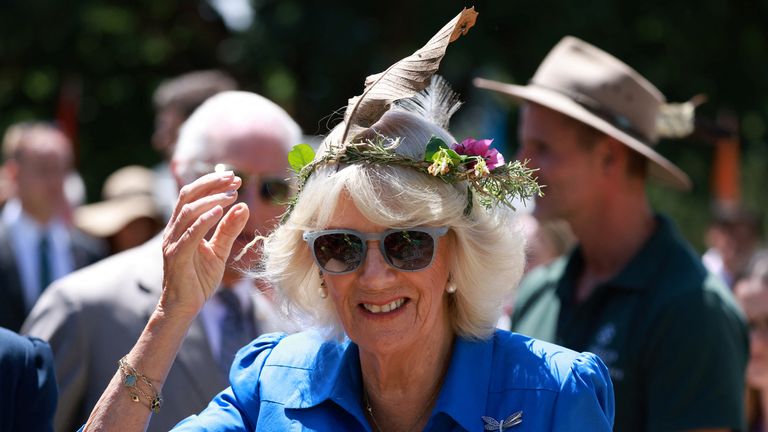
[
  {"left": 1, "top": 198, "right": 22, "bottom": 225},
  {"left": 431, "top": 336, "right": 493, "bottom": 430},
  {"left": 562, "top": 214, "right": 679, "bottom": 293},
  {"left": 328, "top": 342, "right": 367, "bottom": 421},
  {"left": 2, "top": 198, "right": 69, "bottom": 239},
  {"left": 278, "top": 335, "right": 493, "bottom": 431},
  {"left": 265, "top": 335, "right": 358, "bottom": 408}
]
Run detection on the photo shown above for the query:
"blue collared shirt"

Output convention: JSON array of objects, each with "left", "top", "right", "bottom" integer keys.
[{"left": 174, "top": 329, "right": 614, "bottom": 431}]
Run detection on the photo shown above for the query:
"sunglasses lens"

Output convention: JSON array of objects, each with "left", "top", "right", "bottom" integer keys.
[
  {"left": 260, "top": 180, "right": 290, "bottom": 203},
  {"left": 313, "top": 233, "right": 365, "bottom": 273},
  {"left": 383, "top": 230, "right": 435, "bottom": 271}
]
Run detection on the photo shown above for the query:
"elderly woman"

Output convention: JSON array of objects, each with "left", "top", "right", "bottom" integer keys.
[
  {"left": 83, "top": 10, "right": 613, "bottom": 430},
  {"left": 82, "top": 79, "right": 614, "bottom": 431}
]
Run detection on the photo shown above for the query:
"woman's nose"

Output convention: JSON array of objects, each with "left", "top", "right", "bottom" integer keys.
[{"left": 358, "top": 243, "right": 397, "bottom": 286}]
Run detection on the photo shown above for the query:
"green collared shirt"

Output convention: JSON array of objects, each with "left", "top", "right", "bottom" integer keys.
[{"left": 511, "top": 215, "right": 748, "bottom": 432}]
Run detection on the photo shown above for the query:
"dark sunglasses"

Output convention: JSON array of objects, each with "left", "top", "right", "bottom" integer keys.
[
  {"left": 302, "top": 227, "right": 449, "bottom": 275},
  {"left": 211, "top": 163, "right": 290, "bottom": 204}
]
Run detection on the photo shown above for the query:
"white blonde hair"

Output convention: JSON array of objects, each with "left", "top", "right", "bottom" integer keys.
[{"left": 257, "top": 108, "right": 526, "bottom": 340}]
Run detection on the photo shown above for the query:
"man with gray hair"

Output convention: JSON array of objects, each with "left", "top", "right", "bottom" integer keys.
[
  {"left": 150, "top": 69, "right": 238, "bottom": 220},
  {"left": 23, "top": 91, "right": 302, "bottom": 432}
]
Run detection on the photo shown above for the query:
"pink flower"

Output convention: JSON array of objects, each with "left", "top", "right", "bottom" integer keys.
[{"left": 451, "top": 138, "right": 505, "bottom": 170}]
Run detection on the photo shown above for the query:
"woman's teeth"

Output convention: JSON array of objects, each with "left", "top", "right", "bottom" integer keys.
[{"left": 363, "top": 298, "right": 405, "bottom": 314}]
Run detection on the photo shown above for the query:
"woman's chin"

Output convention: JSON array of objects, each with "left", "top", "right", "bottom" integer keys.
[{"left": 348, "top": 304, "right": 420, "bottom": 353}]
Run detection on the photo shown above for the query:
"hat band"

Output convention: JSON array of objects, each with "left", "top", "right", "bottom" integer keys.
[{"left": 530, "top": 81, "right": 654, "bottom": 145}]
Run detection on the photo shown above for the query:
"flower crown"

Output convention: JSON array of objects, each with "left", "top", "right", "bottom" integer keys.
[{"left": 280, "top": 136, "right": 541, "bottom": 223}]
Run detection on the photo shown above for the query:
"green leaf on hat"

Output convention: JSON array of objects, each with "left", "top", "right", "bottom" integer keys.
[
  {"left": 424, "top": 135, "right": 449, "bottom": 161},
  {"left": 288, "top": 144, "right": 315, "bottom": 173}
]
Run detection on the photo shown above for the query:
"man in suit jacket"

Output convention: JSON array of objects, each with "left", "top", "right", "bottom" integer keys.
[
  {"left": 0, "top": 327, "right": 58, "bottom": 432},
  {"left": 0, "top": 123, "right": 105, "bottom": 332},
  {"left": 23, "top": 91, "right": 303, "bottom": 432}
]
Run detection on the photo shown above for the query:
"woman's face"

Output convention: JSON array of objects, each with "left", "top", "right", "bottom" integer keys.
[
  {"left": 319, "top": 194, "right": 452, "bottom": 355},
  {"left": 736, "top": 279, "right": 768, "bottom": 389}
]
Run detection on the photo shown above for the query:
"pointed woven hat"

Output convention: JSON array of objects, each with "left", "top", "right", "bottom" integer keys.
[{"left": 474, "top": 36, "right": 692, "bottom": 190}]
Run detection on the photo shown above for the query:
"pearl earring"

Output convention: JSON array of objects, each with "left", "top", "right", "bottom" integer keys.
[{"left": 445, "top": 274, "right": 456, "bottom": 294}]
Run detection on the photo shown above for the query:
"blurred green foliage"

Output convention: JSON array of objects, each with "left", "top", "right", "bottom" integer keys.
[{"left": 1, "top": 0, "right": 766, "bottom": 250}]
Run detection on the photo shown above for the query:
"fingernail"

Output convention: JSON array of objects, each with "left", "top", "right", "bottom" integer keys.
[
  {"left": 225, "top": 190, "right": 237, "bottom": 197},
  {"left": 220, "top": 170, "right": 234, "bottom": 179}
]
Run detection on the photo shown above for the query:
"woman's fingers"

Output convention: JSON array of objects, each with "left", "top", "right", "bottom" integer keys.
[
  {"left": 165, "top": 190, "right": 239, "bottom": 245},
  {"left": 163, "top": 171, "right": 245, "bottom": 267},
  {"left": 209, "top": 203, "right": 250, "bottom": 261},
  {"left": 172, "top": 204, "right": 226, "bottom": 263},
  {"left": 168, "top": 171, "right": 241, "bottom": 225}
]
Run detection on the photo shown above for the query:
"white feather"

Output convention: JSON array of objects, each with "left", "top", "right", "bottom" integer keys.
[{"left": 393, "top": 75, "right": 463, "bottom": 130}]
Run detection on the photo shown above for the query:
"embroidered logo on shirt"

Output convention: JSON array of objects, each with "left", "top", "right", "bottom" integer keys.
[
  {"left": 482, "top": 411, "right": 522, "bottom": 430},
  {"left": 589, "top": 322, "right": 624, "bottom": 381},
  {"left": 595, "top": 323, "right": 615, "bottom": 345}
]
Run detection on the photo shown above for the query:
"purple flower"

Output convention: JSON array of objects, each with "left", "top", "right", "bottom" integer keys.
[{"left": 451, "top": 138, "right": 505, "bottom": 170}]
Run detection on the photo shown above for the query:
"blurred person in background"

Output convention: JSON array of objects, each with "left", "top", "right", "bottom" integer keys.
[
  {"left": 74, "top": 165, "right": 163, "bottom": 255},
  {"left": 0, "top": 168, "right": 11, "bottom": 209},
  {"left": 736, "top": 252, "right": 768, "bottom": 432},
  {"left": 704, "top": 205, "right": 763, "bottom": 289},
  {"left": 519, "top": 213, "right": 576, "bottom": 274},
  {"left": 476, "top": 36, "right": 748, "bottom": 431},
  {"left": 22, "top": 91, "right": 303, "bottom": 432},
  {"left": 498, "top": 213, "right": 575, "bottom": 329},
  {"left": 0, "top": 327, "right": 58, "bottom": 432},
  {"left": 0, "top": 122, "right": 106, "bottom": 332},
  {"left": 151, "top": 69, "right": 238, "bottom": 220}
]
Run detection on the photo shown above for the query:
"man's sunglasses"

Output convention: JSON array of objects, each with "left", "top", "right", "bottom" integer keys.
[
  {"left": 210, "top": 163, "right": 290, "bottom": 204},
  {"left": 302, "top": 227, "right": 449, "bottom": 275}
]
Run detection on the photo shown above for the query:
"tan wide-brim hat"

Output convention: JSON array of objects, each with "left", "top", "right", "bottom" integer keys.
[
  {"left": 474, "top": 36, "right": 692, "bottom": 190},
  {"left": 75, "top": 195, "right": 159, "bottom": 237},
  {"left": 74, "top": 165, "right": 161, "bottom": 237}
]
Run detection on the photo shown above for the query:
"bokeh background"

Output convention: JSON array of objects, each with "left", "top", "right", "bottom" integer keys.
[{"left": 1, "top": 0, "right": 766, "bottom": 249}]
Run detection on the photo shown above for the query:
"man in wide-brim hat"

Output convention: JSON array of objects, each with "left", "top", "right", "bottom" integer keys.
[{"left": 475, "top": 36, "right": 747, "bottom": 432}]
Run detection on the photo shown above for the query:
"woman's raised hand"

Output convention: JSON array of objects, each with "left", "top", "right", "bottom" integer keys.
[{"left": 159, "top": 170, "right": 250, "bottom": 318}]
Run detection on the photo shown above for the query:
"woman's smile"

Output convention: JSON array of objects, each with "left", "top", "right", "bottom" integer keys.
[{"left": 360, "top": 298, "right": 408, "bottom": 314}]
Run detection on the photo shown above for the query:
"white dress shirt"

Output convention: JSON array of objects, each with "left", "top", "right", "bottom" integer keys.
[{"left": 200, "top": 280, "right": 257, "bottom": 360}]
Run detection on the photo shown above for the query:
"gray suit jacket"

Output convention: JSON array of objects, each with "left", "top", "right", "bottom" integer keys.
[
  {"left": 22, "top": 235, "right": 291, "bottom": 432},
  {"left": 0, "top": 220, "right": 106, "bottom": 332}
]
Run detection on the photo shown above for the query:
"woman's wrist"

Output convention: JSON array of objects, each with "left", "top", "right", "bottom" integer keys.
[
  {"left": 155, "top": 292, "right": 205, "bottom": 324},
  {"left": 125, "top": 305, "right": 198, "bottom": 378}
]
